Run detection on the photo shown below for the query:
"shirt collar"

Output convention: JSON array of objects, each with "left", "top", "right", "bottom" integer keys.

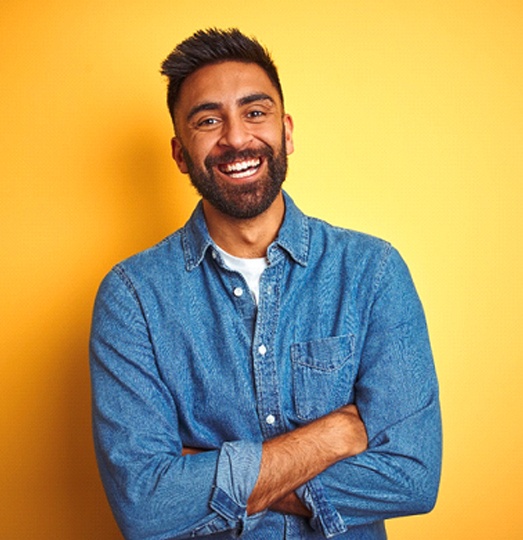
[
  {"left": 272, "top": 191, "right": 309, "bottom": 266},
  {"left": 182, "top": 190, "right": 309, "bottom": 271}
]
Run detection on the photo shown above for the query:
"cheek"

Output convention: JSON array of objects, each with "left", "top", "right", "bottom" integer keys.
[
  {"left": 190, "top": 135, "right": 219, "bottom": 161},
  {"left": 254, "top": 126, "right": 285, "bottom": 151}
]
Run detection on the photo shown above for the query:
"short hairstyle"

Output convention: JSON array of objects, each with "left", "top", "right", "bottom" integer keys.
[{"left": 160, "top": 28, "right": 284, "bottom": 127}]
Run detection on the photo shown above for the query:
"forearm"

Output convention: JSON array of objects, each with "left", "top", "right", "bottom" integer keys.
[
  {"left": 247, "top": 404, "right": 367, "bottom": 515},
  {"left": 182, "top": 448, "right": 311, "bottom": 517}
]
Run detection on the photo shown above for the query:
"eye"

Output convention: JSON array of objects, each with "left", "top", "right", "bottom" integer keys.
[
  {"left": 246, "top": 109, "right": 266, "bottom": 122},
  {"left": 195, "top": 117, "right": 221, "bottom": 129}
]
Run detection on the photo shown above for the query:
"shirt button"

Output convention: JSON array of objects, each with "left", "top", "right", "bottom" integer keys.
[
  {"left": 233, "top": 287, "right": 243, "bottom": 297},
  {"left": 258, "top": 344, "right": 267, "bottom": 356},
  {"left": 265, "top": 414, "right": 276, "bottom": 425}
]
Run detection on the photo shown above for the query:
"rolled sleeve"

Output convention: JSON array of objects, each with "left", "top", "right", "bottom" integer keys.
[
  {"left": 296, "top": 478, "right": 347, "bottom": 538},
  {"left": 90, "top": 269, "right": 265, "bottom": 539},
  {"left": 210, "top": 440, "right": 265, "bottom": 533}
]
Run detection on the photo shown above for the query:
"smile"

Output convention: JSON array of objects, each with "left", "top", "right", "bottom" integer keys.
[{"left": 217, "top": 158, "right": 262, "bottom": 179}]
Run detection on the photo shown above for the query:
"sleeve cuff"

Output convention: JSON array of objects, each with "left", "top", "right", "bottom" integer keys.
[
  {"left": 296, "top": 477, "right": 348, "bottom": 538},
  {"left": 210, "top": 440, "right": 266, "bottom": 533}
]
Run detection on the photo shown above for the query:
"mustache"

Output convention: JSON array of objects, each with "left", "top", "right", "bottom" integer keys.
[{"left": 204, "top": 146, "right": 274, "bottom": 169}]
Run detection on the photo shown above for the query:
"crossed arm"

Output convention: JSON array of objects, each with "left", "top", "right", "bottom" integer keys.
[
  {"left": 91, "top": 250, "right": 441, "bottom": 538},
  {"left": 183, "top": 403, "right": 368, "bottom": 517}
]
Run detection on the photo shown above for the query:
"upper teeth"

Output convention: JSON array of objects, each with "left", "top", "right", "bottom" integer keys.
[{"left": 224, "top": 159, "right": 260, "bottom": 172}]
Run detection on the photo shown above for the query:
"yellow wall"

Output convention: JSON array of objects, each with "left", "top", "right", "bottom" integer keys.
[{"left": 2, "top": 1, "right": 522, "bottom": 538}]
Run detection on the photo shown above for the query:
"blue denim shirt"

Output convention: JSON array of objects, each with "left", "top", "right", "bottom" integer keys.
[{"left": 90, "top": 192, "right": 441, "bottom": 539}]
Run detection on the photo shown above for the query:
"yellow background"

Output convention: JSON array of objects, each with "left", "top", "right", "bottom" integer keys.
[{"left": 1, "top": 1, "right": 522, "bottom": 538}]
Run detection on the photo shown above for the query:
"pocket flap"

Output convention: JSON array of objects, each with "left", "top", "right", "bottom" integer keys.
[{"left": 291, "top": 334, "right": 354, "bottom": 372}]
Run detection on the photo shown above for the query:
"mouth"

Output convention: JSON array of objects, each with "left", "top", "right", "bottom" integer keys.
[{"left": 216, "top": 157, "right": 263, "bottom": 180}]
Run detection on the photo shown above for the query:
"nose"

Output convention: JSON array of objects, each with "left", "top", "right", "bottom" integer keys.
[{"left": 218, "top": 115, "right": 252, "bottom": 150}]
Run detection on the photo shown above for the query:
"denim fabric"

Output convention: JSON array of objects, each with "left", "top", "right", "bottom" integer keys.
[{"left": 90, "top": 192, "right": 442, "bottom": 539}]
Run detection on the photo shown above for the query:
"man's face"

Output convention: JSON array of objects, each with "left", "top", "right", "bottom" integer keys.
[{"left": 171, "top": 61, "right": 294, "bottom": 219}]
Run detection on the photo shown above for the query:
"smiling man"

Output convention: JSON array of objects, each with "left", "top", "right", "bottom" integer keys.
[
  {"left": 90, "top": 29, "right": 442, "bottom": 539},
  {"left": 172, "top": 61, "right": 291, "bottom": 223},
  {"left": 170, "top": 60, "right": 293, "bottom": 254}
]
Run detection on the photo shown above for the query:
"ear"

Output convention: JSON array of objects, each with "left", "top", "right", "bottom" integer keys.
[
  {"left": 283, "top": 114, "right": 294, "bottom": 156},
  {"left": 171, "top": 137, "right": 189, "bottom": 174}
]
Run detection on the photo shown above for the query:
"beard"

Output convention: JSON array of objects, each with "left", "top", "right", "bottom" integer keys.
[{"left": 182, "top": 132, "right": 288, "bottom": 219}]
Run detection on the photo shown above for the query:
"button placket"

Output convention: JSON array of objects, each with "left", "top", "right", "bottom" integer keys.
[{"left": 251, "top": 259, "right": 284, "bottom": 438}]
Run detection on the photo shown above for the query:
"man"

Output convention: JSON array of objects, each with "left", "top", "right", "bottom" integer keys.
[{"left": 90, "top": 28, "right": 441, "bottom": 539}]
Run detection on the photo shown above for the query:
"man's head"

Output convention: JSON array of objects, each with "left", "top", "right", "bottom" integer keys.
[
  {"left": 161, "top": 28, "right": 284, "bottom": 129},
  {"left": 161, "top": 29, "right": 293, "bottom": 220}
]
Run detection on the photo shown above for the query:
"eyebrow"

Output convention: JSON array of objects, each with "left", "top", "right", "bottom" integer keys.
[
  {"left": 186, "top": 93, "right": 276, "bottom": 122},
  {"left": 239, "top": 93, "right": 275, "bottom": 107}
]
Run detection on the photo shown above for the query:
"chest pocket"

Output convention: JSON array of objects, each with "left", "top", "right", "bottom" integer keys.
[{"left": 291, "top": 334, "right": 357, "bottom": 422}]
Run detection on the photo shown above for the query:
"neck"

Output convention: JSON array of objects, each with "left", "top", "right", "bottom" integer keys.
[{"left": 203, "top": 192, "right": 285, "bottom": 258}]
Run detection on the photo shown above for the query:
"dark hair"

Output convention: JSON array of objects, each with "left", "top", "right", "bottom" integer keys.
[{"left": 160, "top": 28, "right": 284, "bottom": 126}]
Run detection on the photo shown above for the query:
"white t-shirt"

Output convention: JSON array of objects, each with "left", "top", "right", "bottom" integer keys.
[{"left": 214, "top": 245, "right": 268, "bottom": 304}]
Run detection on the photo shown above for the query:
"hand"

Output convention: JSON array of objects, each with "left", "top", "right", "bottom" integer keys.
[
  {"left": 181, "top": 447, "right": 202, "bottom": 455},
  {"left": 332, "top": 404, "right": 368, "bottom": 458},
  {"left": 270, "top": 492, "right": 311, "bottom": 517}
]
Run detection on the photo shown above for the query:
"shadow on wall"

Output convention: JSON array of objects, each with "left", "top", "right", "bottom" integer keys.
[
  {"left": 102, "top": 120, "right": 197, "bottom": 254},
  {"left": 7, "top": 288, "right": 124, "bottom": 539},
  {"left": 60, "top": 306, "right": 124, "bottom": 539},
  {"left": 55, "top": 123, "right": 195, "bottom": 538}
]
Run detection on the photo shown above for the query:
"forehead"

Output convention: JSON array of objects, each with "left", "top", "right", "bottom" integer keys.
[{"left": 175, "top": 61, "right": 282, "bottom": 117}]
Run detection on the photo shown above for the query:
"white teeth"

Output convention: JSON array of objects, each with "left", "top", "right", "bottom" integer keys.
[
  {"left": 229, "top": 168, "right": 257, "bottom": 179},
  {"left": 218, "top": 158, "right": 262, "bottom": 180},
  {"left": 224, "top": 158, "right": 260, "bottom": 173}
]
